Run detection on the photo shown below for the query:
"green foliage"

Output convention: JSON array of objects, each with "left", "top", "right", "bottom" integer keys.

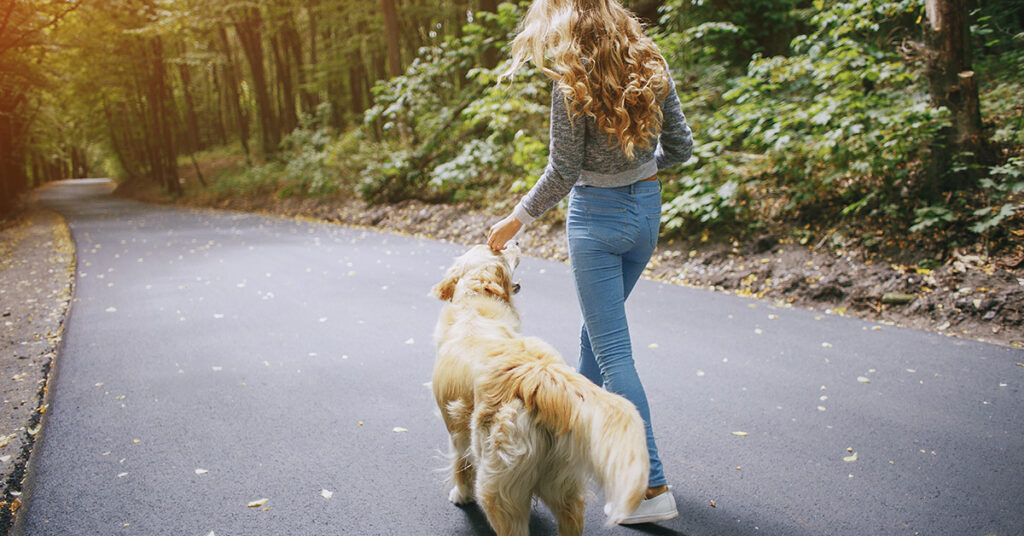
[
  {"left": 357, "top": 2, "right": 550, "bottom": 204},
  {"left": 277, "top": 104, "right": 339, "bottom": 197},
  {"left": 184, "top": 0, "right": 1023, "bottom": 256},
  {"left": 654, "top": 0, "right": 964, "bottom": 238}
]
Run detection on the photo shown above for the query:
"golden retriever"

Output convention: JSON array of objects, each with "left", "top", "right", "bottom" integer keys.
[{"left": 431, "top": 244, "right": 648, "bottom": 536}]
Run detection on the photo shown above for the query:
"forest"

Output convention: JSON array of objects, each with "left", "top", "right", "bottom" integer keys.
[{"left": 1, "top": 0, "right": 1022, "bottom": 259}]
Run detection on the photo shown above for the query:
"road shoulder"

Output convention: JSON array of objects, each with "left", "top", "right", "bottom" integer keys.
[{"left": 0, "top": 206, "right": 74, "bottom": 529}]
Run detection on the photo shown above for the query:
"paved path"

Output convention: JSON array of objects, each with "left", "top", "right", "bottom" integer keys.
[{"left": 16, "top": 179, "right": 1024, "bottom": 535}]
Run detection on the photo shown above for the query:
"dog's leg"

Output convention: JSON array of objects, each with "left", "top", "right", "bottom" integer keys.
[
  {"left": 477, "top": 479, "right": 531, "bottom": 536},
  {"left": 444, "top": 399, "right": 475, "bottom": 504},
  {"left": 539, "top": 480, "right": 586, "bottom": 536},
  {"left": 448, "top": 431, "right": 475, "bottom": 504}
]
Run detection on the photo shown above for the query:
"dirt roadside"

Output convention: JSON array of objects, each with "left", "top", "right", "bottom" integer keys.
[
  {"left": 0, "top": 205, "right": 74, "bottom": 529},
  {"left": 117, "top": 182, "right": 1023, "bottom": 348}
]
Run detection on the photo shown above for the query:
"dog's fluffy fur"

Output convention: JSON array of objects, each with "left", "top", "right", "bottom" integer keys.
[{"left": 431, "top": 245, "right": 648, "bottom": 536}]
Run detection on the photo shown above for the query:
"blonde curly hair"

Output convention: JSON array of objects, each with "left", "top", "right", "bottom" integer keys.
[{"left": 501, "top": 0, "right": 670, "bottom": 159}]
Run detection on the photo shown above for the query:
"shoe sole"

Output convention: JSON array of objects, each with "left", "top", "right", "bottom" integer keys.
[{"left": 618, "top": 510, "right": 679, "bottom": 525}]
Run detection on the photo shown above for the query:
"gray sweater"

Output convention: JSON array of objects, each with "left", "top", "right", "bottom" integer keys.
[{"left": 512, "top": 73, "right": 693, "bottom": 225}]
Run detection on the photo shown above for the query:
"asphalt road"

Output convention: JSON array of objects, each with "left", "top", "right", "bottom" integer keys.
[{"left": 16, "top": 179, "right": 1024, "bottom": 536}]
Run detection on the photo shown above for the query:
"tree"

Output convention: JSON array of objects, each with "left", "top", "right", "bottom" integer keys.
[
  {"left": 380, "top": 0, "right": 401, "bottom": 78},
  {"left": 0, "top": 0, "right": 82, "bottom": 215},
  {"left": 922, "top": 0, "right": 994, "bottom": 194}
]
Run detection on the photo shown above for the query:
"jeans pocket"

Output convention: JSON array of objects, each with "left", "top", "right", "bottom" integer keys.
[{"left": 646, "top": 213, "right": 661, "bottom": 250}]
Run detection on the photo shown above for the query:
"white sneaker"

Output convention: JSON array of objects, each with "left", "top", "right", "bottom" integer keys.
[{"left": 617, "top": 490, "right": 679, "bottom": 524}]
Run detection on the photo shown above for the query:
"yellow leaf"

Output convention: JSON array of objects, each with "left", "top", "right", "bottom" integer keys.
[
  {"left": 843, "top": 452, "right": 858, "bottom": 462},
  {"left": 321, "top": 489, "right": 333, "bottom": 499},
  {"left": 392, "top": 427, "right": 408, "bottom": 433},
  {"left": 731, "top": 431, "right": 748, "bottom": 437},
  {"left": 247, "top": 498, "right": 268, "bottom": 508}
]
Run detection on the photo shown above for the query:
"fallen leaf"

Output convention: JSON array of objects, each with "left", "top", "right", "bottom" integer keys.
[
  {"left": 709, "top": 500, "right": 716, "bottom": 508},
  {"left": 105, "top": 307, "right": 117, "bottom": 313},
  {"left": 731, "top": 431, "right": 748, "bottom": 437},
  {"left": 212, "top": 366, "right": 223, "bottom": 372},
  {"left": 247, "top": 498, "right": 269, "bottom": 508},
  {"left": 0, "top": 456, "right": 11, "bottom": 463},
  {"left": 321, "top": 489, "right": 333, "bottom": 499},
  {"left": 843, "top": 452, "right": 858, "bottom": 462},
  {"left": 195, "top": 469, "right": 209, "bottom": 475},
  {"left": 754, "top": 328, "right": 764, "bottom": 335},
  {"left": 117, "top": 472, "right": 129, "bottom": 478},
  {"left": 857, "top": 376, "right": 871, "bottom": 383},
  {"left": 821, "top": 342, "right": 833, "bottom": 348},
  {"left": 405, "top": 338, "right": 414, "bottom": 345},
  {"left": 392, "top": 427, "right": 408, "bottom": 433},
  {"left": 648, "top": 343, "right": 659, "bottom": 349}
]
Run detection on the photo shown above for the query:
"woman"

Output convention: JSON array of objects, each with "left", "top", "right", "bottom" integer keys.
[{"left": 486, "top": 0, "right": 693, "bottom": 525}]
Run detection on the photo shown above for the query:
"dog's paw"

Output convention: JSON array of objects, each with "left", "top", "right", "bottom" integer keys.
[{"left": 448, "top": 486, "right": 474, "bottom": 505}]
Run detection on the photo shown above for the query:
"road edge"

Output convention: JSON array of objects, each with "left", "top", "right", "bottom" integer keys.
[{"left": 4, "top": 208, "right": 76, "bottom": 536}]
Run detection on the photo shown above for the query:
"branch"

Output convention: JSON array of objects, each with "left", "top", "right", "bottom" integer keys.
[{"left": 0, "top": 0, "right": 83, "bottom": 59}]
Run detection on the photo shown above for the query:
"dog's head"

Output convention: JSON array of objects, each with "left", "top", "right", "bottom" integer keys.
[{"left": 432, "top": 244, "right": 521, "bottom": 302}]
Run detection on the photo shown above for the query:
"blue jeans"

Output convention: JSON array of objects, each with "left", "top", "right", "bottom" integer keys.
[{"left": 566, "top": 180, "right": 666, "bottom": 488}]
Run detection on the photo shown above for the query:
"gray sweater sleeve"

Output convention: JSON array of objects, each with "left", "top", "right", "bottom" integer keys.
[
  {"left": 512, "top": 89, "right": 583, "bottom": 226},
  {"left": 654, "top": 75, "right": 693, "bottom": 170}
]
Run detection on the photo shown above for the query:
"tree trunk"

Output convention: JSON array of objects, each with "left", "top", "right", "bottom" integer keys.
[
  {"left": 380, "top": 0, "right": 402, "bottom": 78},
  {"left": 922, "top": 0, "right": 993, "bottom": 195},
  {"left": 178, "top": 60, "right": 203, "bottom": 154},
  {"left": 217, "top": 26, "right": 252, "bottom": 160},
  {"left": 271, "top": 32, "right": 298, "bottom": 134},
  {"left": 145, "top": 36, "right": 181, "bottom": 195},
  {"left": 209, "top": 66, "right": 229, "bottom": 146},
  {"left": 478, "top": 0, "right": 499, "bottom": 68},
  {"left": 280, "top": 14, "right": 315, "bottom": 116},
  {"left": 234, "top": 7, "right": 281, "bottom": 155}
]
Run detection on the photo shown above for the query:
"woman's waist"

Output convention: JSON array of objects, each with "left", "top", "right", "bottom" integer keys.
[{"left": 576, "top": 157, "right": 658, "bottom": 187}]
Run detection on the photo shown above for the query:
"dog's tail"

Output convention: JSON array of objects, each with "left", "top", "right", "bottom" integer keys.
[
  {"left": 579, "top": 386, "right": 649, "bottom": 524},
  {"left": 479, "top": 337, "right": 648, "bottom": 524}
]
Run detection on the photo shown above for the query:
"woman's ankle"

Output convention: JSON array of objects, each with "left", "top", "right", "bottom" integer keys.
[{"left": 645, "top": 485, "right": 669, "bottom": 499}]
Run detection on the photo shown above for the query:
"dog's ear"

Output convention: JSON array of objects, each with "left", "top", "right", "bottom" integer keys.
[
  {"left": 431, "top": 273, "right": 458, "bottom": 301},
  {"left": 478, "top": 264, "right": 513, "bottom": 302}
]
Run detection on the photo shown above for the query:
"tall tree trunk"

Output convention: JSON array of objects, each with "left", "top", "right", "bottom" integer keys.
[
  {"left": 280, "top": 13, "right": 315, "bottom": 116},
  {"left": 178, "top": 60, "right": 203, "bottom": 154},
  {"left": 479, "top": 0, "right": 499, "bottom": 68},
  {"left": 234, "top": 7, "right": 281, "bottom": 155},
  {"left": 209, "top": 66, "right": 229, "bottom": 146},
  {"left": 217, "top": 26, "right": 252, "bottom": 160},
  {"left": 145, "top": 36, "right": 181, "bottom": 195},
  {"left": 271, "top": 32, "right": 298, "bottom": 134},
  {"left": 380, "top": 0, "right": 402, "bottom": 78},
  {"left": 922, "top": 0, "right": 993, "bottom": 195}
]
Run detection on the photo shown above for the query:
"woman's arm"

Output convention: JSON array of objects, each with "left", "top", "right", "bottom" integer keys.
[
  {"left": 490, "top": 87, "right": 584, "bottom": 251},
  {"left": 512, "top": 87, "right": 585, "bottom": 225},
  {"left": 655, "top": 75, "right": 693, "bottom": 170}
]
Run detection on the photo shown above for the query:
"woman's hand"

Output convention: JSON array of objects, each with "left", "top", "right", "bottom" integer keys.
[{"left": 487, "top": 214, "right": 523, "bottom": 252}]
